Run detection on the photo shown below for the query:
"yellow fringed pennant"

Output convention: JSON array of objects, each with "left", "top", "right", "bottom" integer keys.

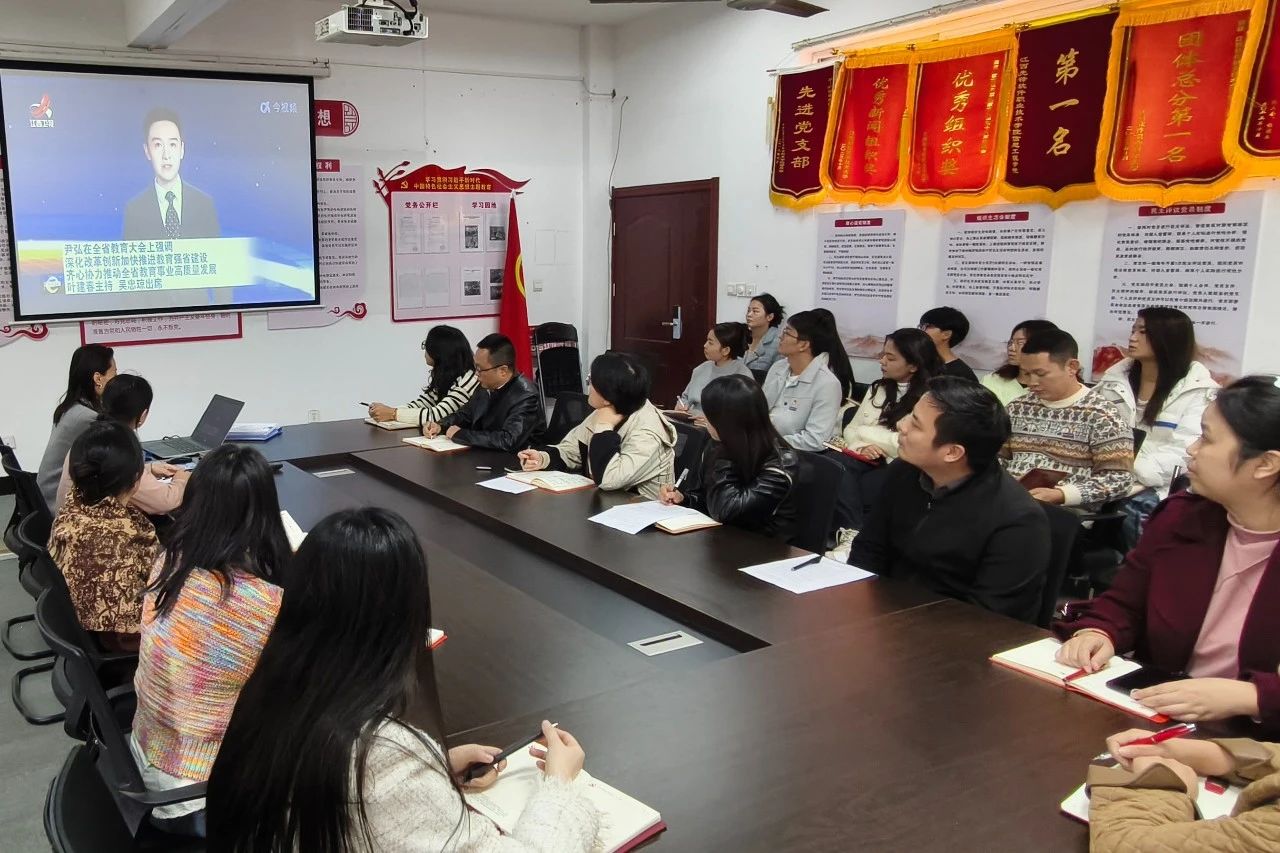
[
  {"left": 821, "top": 47, "right": 917, "bottom": 206},
  {"left": 1094, "top": 0, "right": 1259, "bottom": 206},
  {"left": 1224, "top": 0, "right": 1280, "bottom": 176},
  {"left": 901, "top": 33, "right": 1018, "bottom": 212}
]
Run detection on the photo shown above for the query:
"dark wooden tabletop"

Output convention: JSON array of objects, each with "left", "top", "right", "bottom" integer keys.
[{"left": 254, "top": 422, "right": 1111, "bottom": 850}]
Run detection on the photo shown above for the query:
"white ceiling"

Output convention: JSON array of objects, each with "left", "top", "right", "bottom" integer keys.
[{"left": 301, "top": 0, "right": 696, "bottom": 26}]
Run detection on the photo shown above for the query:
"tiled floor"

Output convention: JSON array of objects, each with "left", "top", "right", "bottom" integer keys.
[{"left": 0, "top": 544, "right": 71, "bottom": 850}]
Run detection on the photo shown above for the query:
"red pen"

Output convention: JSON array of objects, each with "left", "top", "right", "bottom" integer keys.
[
  {"left": 1122, "top": 722, "right": 1197, "bottom": 747},
  {"left": 1098, "top": 723, "right": 1196, "bottom": 761}
]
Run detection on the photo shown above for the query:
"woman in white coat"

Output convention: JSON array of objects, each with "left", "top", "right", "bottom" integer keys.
[{"left": 1095, "top": 306, "right": 1218, "bottom": 549}]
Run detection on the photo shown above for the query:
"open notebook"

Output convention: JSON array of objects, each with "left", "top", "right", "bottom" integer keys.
[
  {"left": 403, "top": 435, "right": 469, "bottom": 453},
  {"left": 465, "top": 746, "right": 665, "bottom": 852},
  {"left": 990, "top": 638, "right": 1170, "bottom": 722},
  {"left": 505, "top": 471, "right": 596, "bottom": 493},
  {"left": 1061, "top": 765, "right": 1241, "bottom": 824},
  {"left": 364, "top": 417, "right": 419, "bottom": 431}
]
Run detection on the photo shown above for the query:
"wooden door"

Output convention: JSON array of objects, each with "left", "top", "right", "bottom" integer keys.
[{"left": 610, "top": 179, "right": 718, "bottom": 407}]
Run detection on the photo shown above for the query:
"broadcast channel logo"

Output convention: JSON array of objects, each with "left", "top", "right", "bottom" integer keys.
[{"left": 29, "top": 94, "right": 54, "bottom": 128}]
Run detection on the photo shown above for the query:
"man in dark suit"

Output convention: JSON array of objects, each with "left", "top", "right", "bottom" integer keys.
[{"left": 122, "top": 108, "right": 221, "bottom": 240}]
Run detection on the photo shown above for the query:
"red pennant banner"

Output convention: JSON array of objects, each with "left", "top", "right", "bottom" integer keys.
[
  {"left": 1004, "top": 13, "right": 1117, "bottom": 206},
  {"left": 905, "top": 39, "right": 1013, "bottom": 209},
  {"left": 1236, "top": 0, "right": 1280, "bottom": 168},
  {"left": 1100, "top": 9, "right": 1250, "bottom": 202},
  {"left": 770, "top": 65, "right": 836, "bottom": 207},
  {"left": 825, "top": 55, "right": 912, "bottom": 203}
]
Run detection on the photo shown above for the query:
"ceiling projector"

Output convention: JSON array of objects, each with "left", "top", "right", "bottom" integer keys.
[{"left": 316, "top": 1, "right": 427, "bottom": 46}]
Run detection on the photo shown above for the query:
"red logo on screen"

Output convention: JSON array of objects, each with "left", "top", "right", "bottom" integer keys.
[{"left": 28, "top": 94, "right": 54, "bottom": 128}]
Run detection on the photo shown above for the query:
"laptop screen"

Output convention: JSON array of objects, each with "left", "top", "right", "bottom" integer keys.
[{"left": 192, "top": 395, "right": 245, "bottom": 448}]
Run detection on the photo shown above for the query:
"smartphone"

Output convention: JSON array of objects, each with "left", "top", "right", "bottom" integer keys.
[{"left": 1106, "top": 667, "right": 1186, "bottom": 693}]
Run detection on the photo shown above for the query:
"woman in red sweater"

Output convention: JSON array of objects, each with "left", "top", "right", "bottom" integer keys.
[{"left": 1054, "top": 375, "right": 1280, "bottom": 732}]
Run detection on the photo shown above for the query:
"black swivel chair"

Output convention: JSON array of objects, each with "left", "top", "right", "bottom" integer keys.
[
  {"left": 5, "top": 509, "right": 55, "bottom": 662},
  {"left": 1039, "top": 504, "right": 1082, "bottom": 628},
  {"left": 670, "top": 420, "right": 711, "bottom": 495},
  {"left": 543, "top": 392, "right": 591, "bottom": 445},
  {"left": 790, "top": 452, "right": 844, "bottom": 554},
  {"left": 37, "top": 589, "right": 205, "bottom": 842},
  {"left": 18, "top": 550, "right": 138, "bottom": 732},
  {"left": 533, "top": 322, "right": 584, "bottom": 409}
]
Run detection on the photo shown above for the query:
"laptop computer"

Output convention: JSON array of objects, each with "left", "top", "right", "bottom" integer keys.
[{"left": 141, "top": 395, "right": 244, "bottom": 460}]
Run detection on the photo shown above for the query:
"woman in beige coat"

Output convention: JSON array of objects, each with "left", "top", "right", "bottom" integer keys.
[
  {"left": 519, "top": 352, "right": 676, "bottom": 500},
  {"left": 1088, "top": 726, "right": 1280, "bottom": 851}
]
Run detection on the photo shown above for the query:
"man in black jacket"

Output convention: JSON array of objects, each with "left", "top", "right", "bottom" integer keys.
[
  {"left": 847, "top": 376, "right": 1050, "bottom": 623},
  {"left": 427, "top": 334, "right": 544, "bottom": 452}
]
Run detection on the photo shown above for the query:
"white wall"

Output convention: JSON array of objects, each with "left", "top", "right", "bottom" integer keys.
[
  {"left": 610, "top": 0, "right": 1280, "bottom": 383},
  {"left": 1, "top": 0, "right": 596, "bottom": 463}
]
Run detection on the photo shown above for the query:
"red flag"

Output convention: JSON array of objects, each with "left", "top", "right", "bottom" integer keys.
[{"left": 499, "top": 196, "right": 532, "bottom": 378}]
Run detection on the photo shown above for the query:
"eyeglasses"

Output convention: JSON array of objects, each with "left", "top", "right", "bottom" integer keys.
[
  {"left": 781, "top": 329, "right": 802, "bottom": 341},
  {"left": 475, "top": 363, "right": 509, "bottom": 374},
  {"left": 919, "top": 323, "right": 937, "bottom": 332}
]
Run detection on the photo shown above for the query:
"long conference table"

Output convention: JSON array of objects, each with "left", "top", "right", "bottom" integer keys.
[{"left": 249, "top": 419, "right": 1138, "bottom": 851}]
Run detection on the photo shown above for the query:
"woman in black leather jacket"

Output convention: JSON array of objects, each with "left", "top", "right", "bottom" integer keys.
[{"left": 660, "top": 374, "right": 799, "bottom": 542}]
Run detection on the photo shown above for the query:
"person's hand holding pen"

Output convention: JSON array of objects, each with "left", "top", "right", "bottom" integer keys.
[
  {"left": 659, "top": 469, "right": 689, "bottom": 505},
  {"left": 518, "top": 449, "right": 548, "bottom": 471},
  {"left": 1101, "top": 726, "right": 1232, "bottom": 791}
]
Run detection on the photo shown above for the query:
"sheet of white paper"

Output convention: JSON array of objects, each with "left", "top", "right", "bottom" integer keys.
[
  {"left": 395, "top": 270, "right": 424, "bottom": 309},
  {"left": 740, "top": 556, "right": 875, "bottom": 594},
  {"left": 423, "top": 268, "right": 450, "bottom": 307},
  {"left": 280, "top": 510, "right": 307, "bottom": 551},
  {"left": 460, "top": 214, "right": 483, "bottom": 252},
  {"left": 478, "top": 476, "right": 537, "bottom": 494},
  {"left": 460, "top": 267, "right": 484, "bottom": 304},
  {"left": 425, "top": 215, "right": 449, "bottom": 253},
  {"left": 395, "top": 211, "right": 422, "bottom": 254},
  {"left": 588, "top": 501, "right": 702, "bottom": 535}
]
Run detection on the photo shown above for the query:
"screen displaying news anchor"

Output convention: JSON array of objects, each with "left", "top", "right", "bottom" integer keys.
[{"left": 0, "top": 63, "right": 319, "bottom": 321}]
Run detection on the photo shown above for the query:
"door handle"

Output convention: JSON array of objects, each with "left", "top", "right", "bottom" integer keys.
[{"left": 660, "top": 305, "right": 682, "bottom": 340}]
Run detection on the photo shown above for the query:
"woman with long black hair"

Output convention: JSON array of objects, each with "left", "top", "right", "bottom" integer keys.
[
  {"left": 660, "top": 374, "right": 798, "bottom": 542},
  {"left": 207, "top": 507, "right": 599, "bottom": 851},
  {"left": 130, "top": 445, "right": 291, "bottom": 833},
  {"left": 1096, "top": 306, "right": 1218, "bottom": 548},
  {"left": 366, "top": 325, "right": 479, "bottom": 428},
  {"left": 37, "top": 343, "right": 117, "bottom": 508},
  {"left": 843, "top": 328, "right": 943, "bottom": 461}
]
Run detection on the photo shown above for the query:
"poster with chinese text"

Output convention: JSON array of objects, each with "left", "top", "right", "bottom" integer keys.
[
  {"left": 80, "top": 312, "right": 242, "bottom": 347},
  {"left": 814, "top": 211, "right": 905, "bottom": 358},
  {"left": 269, "top": 160, "right": 367, "bottom": 330},
  {"left": 1093, "top": 192, "right": 1261, "bottom": 381},
  {"left": 937, "top": 205, "right": 1054, "bottom": 369},
  {"left": 376, "top": 163, "right": 527, "bottom": 322}
]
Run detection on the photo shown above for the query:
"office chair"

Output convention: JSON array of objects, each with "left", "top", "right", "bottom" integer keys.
[
  {"left": 544, "top": 392, "right": 591, "bottom": 445},
  {"left": 791, "top": 452, "right": 844, "bottom": 554},
  {"left": 37, "top": 589, "right": 204, "bottom": 840}
]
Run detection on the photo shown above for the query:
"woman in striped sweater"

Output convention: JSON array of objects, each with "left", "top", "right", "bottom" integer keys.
[
  {"left": 367, "top": 325, "right": 479, "bottom": 428},
  {"left": 130, "top": 444, "right": 292, "bottom": 835}
]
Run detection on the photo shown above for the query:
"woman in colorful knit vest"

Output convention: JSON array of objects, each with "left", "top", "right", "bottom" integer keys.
[
  {"left": 130, "top": 444, "right": 291, "bottom": 836},
  {"left": 207, "top": 508, "right": 600, "bottom": 851}
]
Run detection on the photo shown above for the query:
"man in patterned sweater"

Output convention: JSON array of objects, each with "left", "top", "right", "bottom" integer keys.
[{"left": 1000, "top": 329, "right": 1133, "bottom": 511}]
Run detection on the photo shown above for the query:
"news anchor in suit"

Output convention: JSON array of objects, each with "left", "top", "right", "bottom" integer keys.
[{"left": 122, "top": 108, "right": 221, "bottom": 240}]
